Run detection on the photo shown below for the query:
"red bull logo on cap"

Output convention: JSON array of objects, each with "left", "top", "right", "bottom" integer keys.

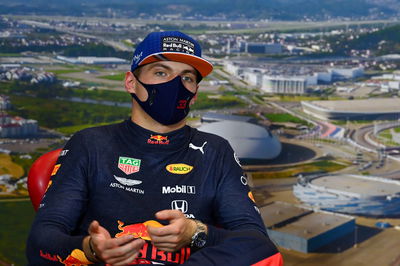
[
  {"left": 147, "top": 135, "right": 170, "bottom": 145},
  {"left": 118, "top": 157, "right": 141, "bottom": 175}
]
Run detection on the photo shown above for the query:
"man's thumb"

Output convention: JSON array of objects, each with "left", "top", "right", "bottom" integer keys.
[{"left": 88, "top": 220, "right": 101, "bottom": 235}]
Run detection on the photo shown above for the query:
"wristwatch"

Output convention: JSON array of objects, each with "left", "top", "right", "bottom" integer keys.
[{"left": 190, "top": 220, "right": 208, "bottom": 249}]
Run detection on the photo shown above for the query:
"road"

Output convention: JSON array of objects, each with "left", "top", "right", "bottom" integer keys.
[{"left": 19, "top": 20, "right": 132, "bottom": 52}]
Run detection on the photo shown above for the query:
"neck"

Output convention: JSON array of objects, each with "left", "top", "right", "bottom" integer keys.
[{"left": 130, "top": 102, "right": 186, "bottom": 134}]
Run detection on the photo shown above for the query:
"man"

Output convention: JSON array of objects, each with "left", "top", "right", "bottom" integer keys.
[{"left": 26, "top": 31, "right": 283, "bottom": 265}]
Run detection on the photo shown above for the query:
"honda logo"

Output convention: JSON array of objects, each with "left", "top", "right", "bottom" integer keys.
[{"left": 171, "top": 200, "right": 188, "bottom": 213}]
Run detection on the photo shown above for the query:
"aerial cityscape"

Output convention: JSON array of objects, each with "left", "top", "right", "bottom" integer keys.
[{"left": 1, "top": 0, "right": 400, "bottom": 265}]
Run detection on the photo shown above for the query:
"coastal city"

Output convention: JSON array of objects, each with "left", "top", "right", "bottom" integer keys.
[{"left": 1, "top": 2, "right": 400, "bottom": 265}]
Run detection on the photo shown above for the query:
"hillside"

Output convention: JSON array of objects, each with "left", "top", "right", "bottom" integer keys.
[
  {"left": 0, "top": 0, "right": 399, "bottom": 20},
  {"left": 332, "top": 24, "right": 400, "bottom": 55}
]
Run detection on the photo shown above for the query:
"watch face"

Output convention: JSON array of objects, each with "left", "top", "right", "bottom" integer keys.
[{"left": 194, "top": 231, "right": 207, "bottom": 248}]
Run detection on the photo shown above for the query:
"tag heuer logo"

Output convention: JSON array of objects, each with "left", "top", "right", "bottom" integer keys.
[
  {"left": 118, "top": 157, "right": 141, "bottom": 175},
  {"left": 166, "top": 163, "right": 193, "bottom": 174}
]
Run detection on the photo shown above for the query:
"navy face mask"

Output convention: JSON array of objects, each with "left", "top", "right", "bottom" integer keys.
[{"left": 130, "top": 75, "right": 196, "bottom": 125}]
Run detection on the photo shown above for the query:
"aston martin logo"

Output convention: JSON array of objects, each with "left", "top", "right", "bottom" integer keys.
[{"left": 113, "top": 175, "right": 142, "bottom": 186}]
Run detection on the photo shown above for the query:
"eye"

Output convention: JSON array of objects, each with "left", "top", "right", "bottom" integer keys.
[
  {"left": 155, "top": 71, "right": 167, "bottom": 77},
  {"left": 182, "top": 75, "right": 195, "bottom": 83}
]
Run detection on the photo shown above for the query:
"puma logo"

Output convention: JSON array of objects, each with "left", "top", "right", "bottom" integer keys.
[{"left": 189, "top": 141, "right": 207, "bottom": 155}]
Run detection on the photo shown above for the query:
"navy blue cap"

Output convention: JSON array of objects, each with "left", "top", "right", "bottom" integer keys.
[{"left": 130, "top": 31, "right": 213, "bottom": 78}]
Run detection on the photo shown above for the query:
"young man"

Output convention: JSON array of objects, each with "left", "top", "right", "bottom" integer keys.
[{"left": 26, "top": 31, "right": 283, "bottom": 265}]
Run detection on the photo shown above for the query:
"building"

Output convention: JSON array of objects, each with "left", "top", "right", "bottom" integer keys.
[
  {"left": 239, "top": 42, "right": 283, "bottom": 54},
  {"left": 198, "top": 120, "right": 281, "bottom": 163},
  {"left": 302, "top": 98, "right": 400, "bottom": 121},
  {"left": 261, "top": 76, "right": 307, "bottom": 94},
  {"left": 0, "top": 115, "right": 38, "bottom": 138},
  {"left": 56, "top": 56, "right": 128, "bottom": 65},
  {"left": 260, "top": 201, "right": 355, "bottom": 253},
  {"left": 223, "top": 60, "right": 364, "bottom": 95},
  {"left": 293, "top": 174, "right": 400, "bottom": 217},
  {"left": 329, "top": 67, "right": 364, "bottom": 80}
]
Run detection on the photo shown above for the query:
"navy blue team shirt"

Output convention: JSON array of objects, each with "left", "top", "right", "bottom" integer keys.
[{"left": 26, "top": 119, "right": 282, "bottom": 265}]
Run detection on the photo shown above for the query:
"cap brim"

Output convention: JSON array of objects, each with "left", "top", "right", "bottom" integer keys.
[{"left": 139, "top": 52, "right": 213, "bottom": 78}]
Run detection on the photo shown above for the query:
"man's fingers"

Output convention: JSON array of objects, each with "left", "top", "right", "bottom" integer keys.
[
  {"left": 155, "top": 209, "right": 184, "bottom": 221},
  {"left": 150, "top": 233, "right": 180, "bottom": 244},
  {"left": 104, "top": 238, "right": 145, "bottom": 264},
  {"left": 109, "top": 251, "right": 141, "bottom": 266},
  {"left": 153, "top": 243, "right": 179, "bottom": 253},
  {"left": 103, "top": 234, "right": 135, "bottom": 249},
  {"left": 147, "top": 223, "right": 181, "bottom": 237}
]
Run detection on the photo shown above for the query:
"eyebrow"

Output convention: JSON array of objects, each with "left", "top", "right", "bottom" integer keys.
[{"left": 150, "top": 62, "right": 197, "bottom": 76}]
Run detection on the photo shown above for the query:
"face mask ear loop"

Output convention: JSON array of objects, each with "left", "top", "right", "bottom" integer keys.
[{"left": 131, "top": 73, "right": 157, "bottom": 105}]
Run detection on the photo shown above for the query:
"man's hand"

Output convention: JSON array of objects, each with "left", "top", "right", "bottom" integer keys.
[
  {"left": 147, "top": 210, "right": 197, "bottom": 252},
  {"left": 83, "top": 220, "right": 145, "bottom": 266}
]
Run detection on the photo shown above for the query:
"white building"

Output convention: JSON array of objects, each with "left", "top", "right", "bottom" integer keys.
[
  {"left": 389, "top": 81, "right": 400, "bottom": 90},
  {"left": 261, "top": 76, "right": 307, "bottom": 94},
  {"left": 224, "top": 61, "right": 244, "bottom": 76},
  {"left": 329, "top": 67, "right": 364, "bottom": 80},
  {"left": 56, "top": 56, "right": 128, "bottom": 65},
  {"left": 243, "top": 69, "right": 263, "bottom": 87}
]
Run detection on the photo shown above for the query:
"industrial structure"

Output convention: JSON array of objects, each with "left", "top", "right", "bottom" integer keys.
[
  {"left": 0, "top": 114, "right": 38, "bottom": 138},
  {"left": 301, "top": 98, "right": 400, "bottom": 121},
  {"left": 260, "top": 201, "right": 355, "bottom": 253},
  {"left": 198, "top": 120, "right": 281, "bottom": 163},
  {"left": 293, "top": 174, "right": 400, "bottom": 217},
  {"left": 224, "top": 61, "right": 364, "bottom": 94},
  {"left": 56, "top": 56, "right": 128, "bottom": 65}
]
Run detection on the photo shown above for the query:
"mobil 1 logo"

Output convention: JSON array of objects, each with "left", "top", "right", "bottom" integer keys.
[{"left": 162, "top": 185, "right": 196, "bottom": 194}]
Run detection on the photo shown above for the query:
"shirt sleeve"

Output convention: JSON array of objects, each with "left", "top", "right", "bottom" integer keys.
[
  {"left": 26, "top": 131, "right": 92, "bottom": 265},
  {"left": 184, "top": 140, "right": 282, "bottom": 266}
]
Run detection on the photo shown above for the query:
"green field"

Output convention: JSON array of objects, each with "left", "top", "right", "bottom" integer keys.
[
  {"left": 8, "top": 95, "right": 130, "bottom": 130},
  {"left": 264, "top": 113, "right": 310, "bottom": 126},
  {"left": 56, "top": 121, "right": 121, "bottom": 135},
  {"left": 48, "top": 69, "right": 82, "bottom": 75},
  {"left": 0, "top": 200, "right": 35, "bottom": 265},
  {"left": 98, "top": 72, "right": 126, "bottom": 81},
  {"left": 378, "top": 128, "right": 400, "bottom": 146},
  {"left": 192, "top": 92, "right": 246, "bottom": 110}
]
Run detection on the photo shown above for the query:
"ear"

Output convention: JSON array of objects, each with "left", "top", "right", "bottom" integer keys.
[{"left": 125, "top": 71, "right": 137, "bottom": 94}]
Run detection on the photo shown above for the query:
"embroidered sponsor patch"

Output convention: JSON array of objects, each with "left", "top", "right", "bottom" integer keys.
[
  {"left": 114, "top": 175, "right": 142, "bottom": 186},
  {"left": 162, "top": 36, "right": 195, "bottom": 54},
  {"left": 115, "top": 220, "right": 163, "bottom": 240},
  {"left": 118, "top": 157, "right": 141, "bottom": 175},
  {"left": 57, "top": 249, "right": 92, "bottom": 265},
  {"left": 147, "top": 134, "right": 170, "bottom": 145},
  {"left": 166, "top": 163, "right": 193, "bottom": 174},
  {"left": 51, "top": 164, "right": 61, "bottom": 176}
]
